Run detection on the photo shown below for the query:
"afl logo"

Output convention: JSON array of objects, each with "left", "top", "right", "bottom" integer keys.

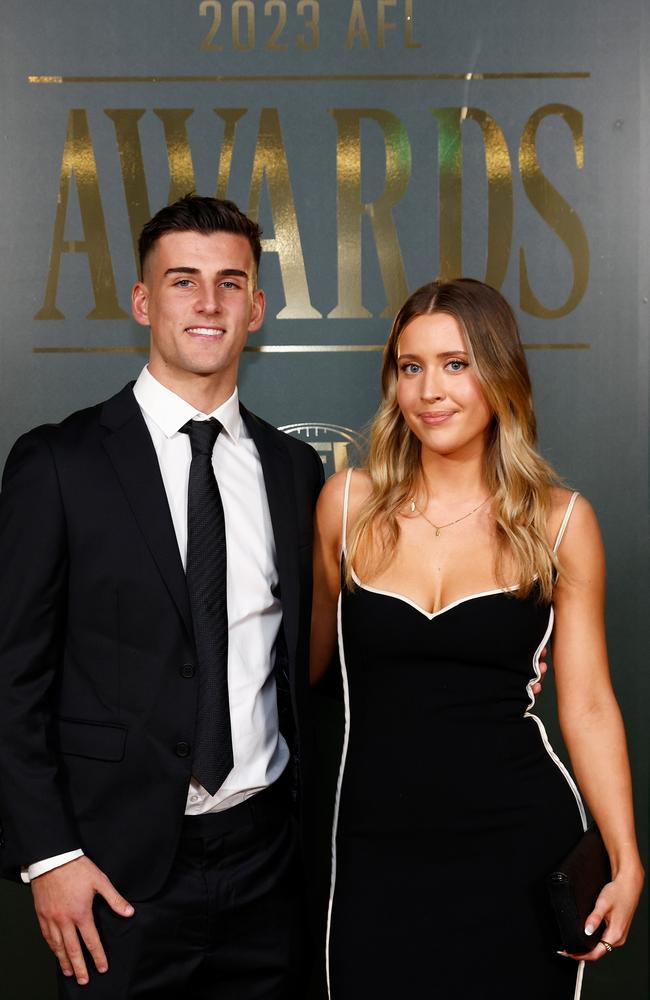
[{"left": 279, "top": 423, "right": 365, "bottom": 478}]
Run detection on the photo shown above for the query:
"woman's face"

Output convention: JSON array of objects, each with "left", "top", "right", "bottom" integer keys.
[{"left": 395, "top": 312, "right": 493, "bottom": 458}]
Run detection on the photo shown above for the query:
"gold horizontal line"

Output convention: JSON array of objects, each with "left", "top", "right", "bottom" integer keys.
[
  {"left": 523, "top": 342, "right": 590, "bottom": 350},
  {"left": 31, "top": 344, "right": 381, "bottom": 354},
  {"left": 33, "top": 345, "right": 148, "bottom": 354},
  {"left": 33, "top": 342, "right": 590, "bottom": 355},
  {"left": 27, "top": 71, "right": 590, "bottom": 84},
  {"left": 247, "top": 344, "right": 384, "bottom": 352}
]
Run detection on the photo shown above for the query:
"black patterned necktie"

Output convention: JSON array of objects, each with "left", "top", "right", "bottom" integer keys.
[{"left": 180, "top": 418, "right": 233, "bottom": 795}]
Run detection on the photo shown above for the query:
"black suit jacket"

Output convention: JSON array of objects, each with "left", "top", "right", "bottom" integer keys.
[{"left": 0, "top": 383, "right": 323, "bottom": 899}]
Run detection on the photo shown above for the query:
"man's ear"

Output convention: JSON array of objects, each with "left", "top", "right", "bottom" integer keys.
[
  {"left": 248, "top": 288, "right": 266, "bottom": 333},
  {"left": 131, "top": 282, "right": 150, "bottom": 328}
]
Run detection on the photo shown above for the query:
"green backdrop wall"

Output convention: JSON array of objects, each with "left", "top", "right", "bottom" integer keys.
[{"left": 0, "top": 2, "right": 647, "bottom": 996}]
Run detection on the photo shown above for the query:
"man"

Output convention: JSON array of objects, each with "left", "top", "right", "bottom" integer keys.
[{"left": 0, "top": 195, "right": 324, "bottom": 997}]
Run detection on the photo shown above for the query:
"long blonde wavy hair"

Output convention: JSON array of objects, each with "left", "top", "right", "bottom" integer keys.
[{"left": 346, "top": 278, "right": 562, "bottom": 602}]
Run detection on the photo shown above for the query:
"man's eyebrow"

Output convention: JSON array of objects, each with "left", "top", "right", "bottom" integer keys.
[
  {"left": 219, "top": 268, "right": 248, "bottom": 279},
  {"left": 163, "top": 266, "right": 249, "bottom": 279}
]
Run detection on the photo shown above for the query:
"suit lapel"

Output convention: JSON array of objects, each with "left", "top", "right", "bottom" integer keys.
[
  {"left": 100, "top": 385, "right": 193, "bottom": 637},
  {"left": 241, "top": 406, "right": 300, "bottom": 663}
]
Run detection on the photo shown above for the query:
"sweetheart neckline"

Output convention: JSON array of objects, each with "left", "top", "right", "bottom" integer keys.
[{"left": 350, "top": 569, "right": 520, "bottom": 620}]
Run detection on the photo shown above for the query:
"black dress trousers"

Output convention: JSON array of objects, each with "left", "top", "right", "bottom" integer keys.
[{"left": 57, "top": 778, "right": 303, "bottom": 1000}]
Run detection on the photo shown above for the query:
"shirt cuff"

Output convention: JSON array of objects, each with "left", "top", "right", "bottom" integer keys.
[{"left": 21, "top": 849, "right": 85, "bottom": 884}]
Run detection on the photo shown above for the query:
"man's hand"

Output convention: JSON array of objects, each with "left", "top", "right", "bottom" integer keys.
[
  {"left": 531, "top": 647, "right": 549, "bottom": 697},
  {"left": 31, "top": 856, "right": 134, "bottom": 985}
]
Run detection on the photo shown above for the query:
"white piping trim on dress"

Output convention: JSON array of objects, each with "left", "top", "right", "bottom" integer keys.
[
  {"left": 525, "top": 604, "right": 586, "bottom": 997},
  {"left": 573, "top": 960, "right": 585, "bottom": 1000},
  {"left": 351, "top": 569, "right": 518, "bottom": 620},
  {"left": 325, "top": 589, "right": 351, "bottom": 999},
  {"left": 553, "top": 492, "right": 579, "bottom": 553},
  {"left": 341, "top": 466, "right": 353, "bottom": 558},
  {"left": 525, "top": 606, "right": 587, "bottom": 828},
  {"left": 325, "top": 466, "right": 354, "bottom": 997}
]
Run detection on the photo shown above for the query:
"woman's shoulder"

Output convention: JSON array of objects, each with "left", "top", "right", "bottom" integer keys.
[
  {"left": 315, "top": 467, "right": 373, "bottom": 540},
  {"left": 547, "top": 486, "right": 600, "bottom": 553},
  {"left": 317, "top": 467, "right": 372, "bottom": 511}
]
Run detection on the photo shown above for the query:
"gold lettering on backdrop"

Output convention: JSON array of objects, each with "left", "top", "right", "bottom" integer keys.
[
  {"left": 279, "top": 423, "right": 365, "bottom": 474},
  {"left": 199, "top": 0, "right": 223, "bottom": 50},
  {"left": 231, "top": 0, "right": 256, "bottom": 51},
  {"left": 311, "top": 441, "right": 352, "bottom": 472},
  {"left": 346, "top": 0, "right": 370, "bottom": 48},
  {"left": 153, "top": 109, "right": 197, "bottom": 203},
  {"left": 108, "top": 108, "right": 246, "bottom": 269},
  {"left": 473, "top": 109, "right": 513, "bottom": 289},
  {"left": 329, "top": 109, "right": 410, "bottom": 319},
  {"left": 36, "top": 99, "right": 588, "bottom": 325},
  {"left": 404, "top": 0, "right": 421, "bottom": 48},
  {"left": 105, "top": 109, "right": 152, "bottom": 273},
  {"left": 519, "top": 104, "right": 589, "bottom": 318},
  {"left": 431, "top": 108, "right": 462, "bottom": 280},
  {"left": 35, "top": 109, "right": 127, "bottom": 321},
  {"left": 214, "top": 108, "right": 247, "bottom": 199},
  {"left": 332, "top": 441, "right": 351, "bottom": 471},
  {"left": 109, "top": 108, "right": 248, "bottom": 259},
  {"left": 297, "top": 0, "right": 320, "bottom": 50},
  {"left": 377, "top": 0, "right": 397, "bottom": 49},
  {"left": 247, "top": 108, "right": 321, "bottom": 318},
  {"left": 265, "top": 1, "right": 288, "bottom": 51},
  {"left": 431, "top": 108, "right": 513, "bottom": 288},
  {"left": 198, "top": 0, "right": 320, "bottom": 51}
]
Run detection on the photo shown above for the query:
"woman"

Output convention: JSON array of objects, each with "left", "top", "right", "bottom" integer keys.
[{"left": 310, "top": 279, "right": 643, "bottom": 999}]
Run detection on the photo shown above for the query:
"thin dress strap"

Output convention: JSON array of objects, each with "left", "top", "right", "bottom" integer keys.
[
  {"left": 552, "top": 492, "right": 580, "bottom": 554},
  {"left": 341, "top": 467, "right": 354, "bottom": 558}
]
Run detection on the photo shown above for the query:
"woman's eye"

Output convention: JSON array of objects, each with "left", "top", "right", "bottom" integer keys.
[
  {"left": 446, "top": 359, "right": 467, "bottom": 372},
  {"left": 400, "top": 363, "right": 421, "bottom": 375}
]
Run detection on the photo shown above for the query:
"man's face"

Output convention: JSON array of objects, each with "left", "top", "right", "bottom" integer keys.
[{"left": 132, "top": 229, "right": 265, "bottom": 394}]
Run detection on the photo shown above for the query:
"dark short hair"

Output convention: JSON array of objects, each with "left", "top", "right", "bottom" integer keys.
[{"left": 138, "top": 194, "right": 263, "bottom": 278}]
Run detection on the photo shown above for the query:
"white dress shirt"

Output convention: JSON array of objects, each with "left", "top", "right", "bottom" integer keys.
[{"left": 24, "top": 367, "right": 288, "bottom": 881}]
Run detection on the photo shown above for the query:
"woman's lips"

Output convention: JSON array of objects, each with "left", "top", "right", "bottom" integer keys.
[{"left": 419, "top": 410, "right": 456, "bottom": 425}]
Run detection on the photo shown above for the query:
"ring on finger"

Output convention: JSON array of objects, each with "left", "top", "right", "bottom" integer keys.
[{"left": 601, "top": 940, "right": 614, "bottom": 954}]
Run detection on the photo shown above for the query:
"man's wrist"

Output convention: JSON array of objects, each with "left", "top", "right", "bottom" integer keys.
[{"left": 21, "top": 849, "right": 85, "bottom": 883}]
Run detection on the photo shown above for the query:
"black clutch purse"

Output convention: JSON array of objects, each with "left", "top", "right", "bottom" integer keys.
[{"left": 547, "top": 825, "right": 611, "bottom": 954}]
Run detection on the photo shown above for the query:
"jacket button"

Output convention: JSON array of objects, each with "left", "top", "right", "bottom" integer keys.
[
  {"left": 175, "top": 741, "right": 191, "bottom": 758},
  {"left": 180, "top": 663, "right": 195, "bottom": 678}
]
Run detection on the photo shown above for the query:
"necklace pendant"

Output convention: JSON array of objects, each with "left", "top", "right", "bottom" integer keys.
[
  {"left": 435, "top": 527, "right": 440, "bottom": 537},
  {"left": 410, "top": 499, "right": 416, "bottom": 513}
]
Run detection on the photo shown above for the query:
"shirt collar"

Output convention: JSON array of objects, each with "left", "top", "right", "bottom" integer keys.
[{"left": 133, "top": 365, "right": 242, "bottom": 443}]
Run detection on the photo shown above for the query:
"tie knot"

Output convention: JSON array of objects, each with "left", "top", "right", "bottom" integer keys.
[{"left": 181, "top": 418, "right": 223, "bottom": 456}]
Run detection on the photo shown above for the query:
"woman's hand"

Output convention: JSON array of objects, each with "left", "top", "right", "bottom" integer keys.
[
  {"left": 563, "top": 863, "right": 645, "bottom": 961},
  {"left": 531, "top": 650, "right": 548, "bottom": 697}
]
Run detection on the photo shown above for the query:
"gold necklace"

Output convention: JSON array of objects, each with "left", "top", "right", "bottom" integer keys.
[{"left": 409, "top": 496, "right": 491, "bottom": 536}]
